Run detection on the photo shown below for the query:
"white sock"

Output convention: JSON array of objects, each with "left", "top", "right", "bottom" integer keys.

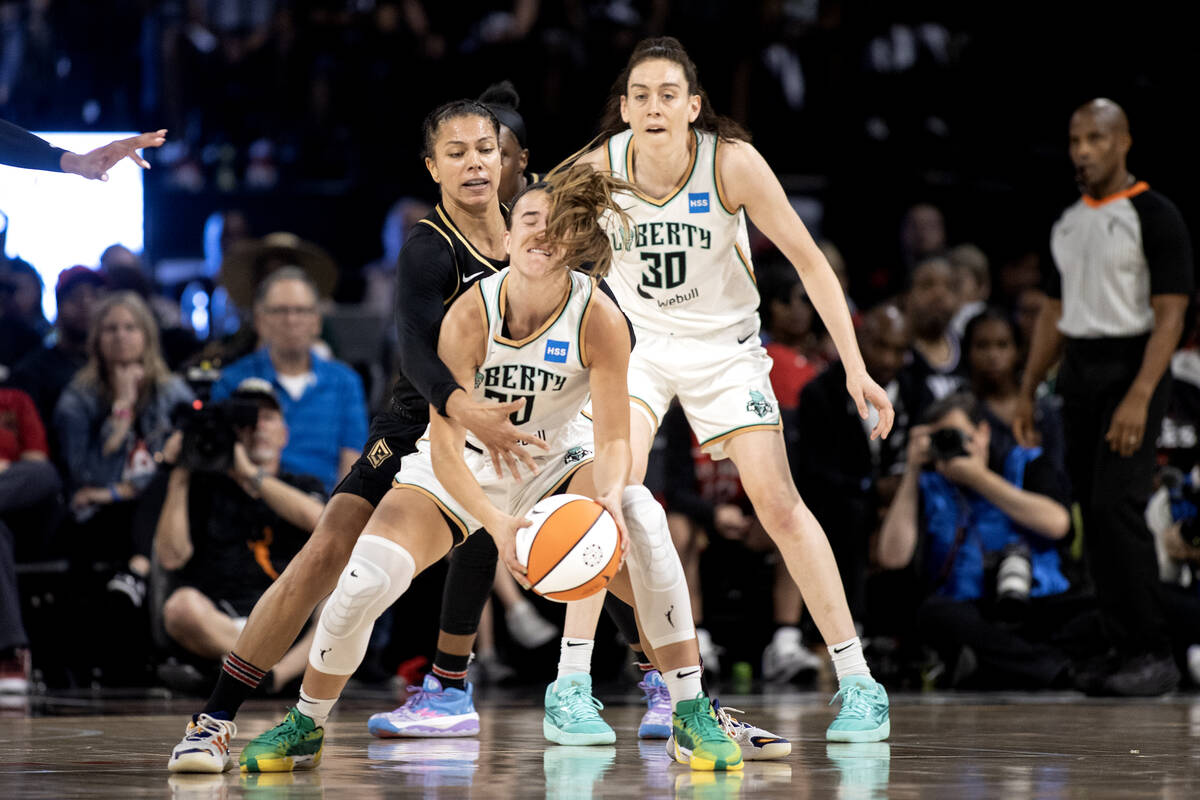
[
  {"left": 557, "top": 637, "right": 593, "bottom": 678},
  {"left": 663, "top": 665, "right": 704, "bottom": 711},
  {"left": 297, "top": 687, "right": 336, "bottom": 727},
  {"left": 828, "top": 636, "right": 871, "bottom": 682}
]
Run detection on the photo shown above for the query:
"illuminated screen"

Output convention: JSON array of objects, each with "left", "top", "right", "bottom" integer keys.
[{"left": 0, "top": 132, "right": 145, "bottom": 320}]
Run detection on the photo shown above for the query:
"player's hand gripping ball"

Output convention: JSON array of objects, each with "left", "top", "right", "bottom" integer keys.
[{"left": 516, "top": 494, "right": 621, "bottom": 602}]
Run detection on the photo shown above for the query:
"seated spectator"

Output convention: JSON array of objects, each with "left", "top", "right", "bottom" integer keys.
[
  {"left": 100, "top": 247, "right": 199, "bottom": 369},
  {"left": 213, "top": 268, "right": 367, "bottom": 493},
  {"left": 9, "top": 266, "right": 107, "bottom": 446},
  {"left": 661, "top": 402, "right": 822, "bottom": 682},
  {"left": 899, "top": 255, "right": 965, "bottom": 420},
  {"left": 0, "top": 386, "right": 60, "bottom": 695},
  {"left": 963, "top": 308, "right": 1065, "bottom": 472},
  {"left": 0, "top": 257, "right": 50, "bottom": 338},
  {"left": 794, "top": 304, "right": 911, "bottom": 629},
  {"left": 53, "top": 291, "right": 193, "bottom": 582},
  {"left": 154, "top": 379, "right": 325, "bottom": 693},
  {"left": 0, "top": 266, "right": 42, "bottom": 383},
  {"left": 876, "top": 392, "right": 1099, "bottom": 689},
  {"left": 948, "top": 243, "right": 990, "bottom": 338}
]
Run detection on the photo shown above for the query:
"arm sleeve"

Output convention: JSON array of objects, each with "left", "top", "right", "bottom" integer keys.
[
  {"left": 1132, "top": 191, "right": 1195, "bottom": 297},
  {"left": 13, "top": 389, "right": 49, "bottom": 455},
  {"left": 0, "top": 118, "right": 67, "bottom": 172},
  {"left": 394, "top": 229, "right": 464, "bottom": 415}
]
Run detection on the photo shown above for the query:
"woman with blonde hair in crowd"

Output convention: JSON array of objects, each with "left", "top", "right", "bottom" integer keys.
[{"left": 55, "top": 291, "right": 192, "bottom": 591}]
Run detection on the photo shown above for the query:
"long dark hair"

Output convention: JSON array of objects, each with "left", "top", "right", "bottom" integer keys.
[
  {"left": 422, "top": 99, "right": 500, "bottom": 159},
  {"left": 595, "top": 36, "right": 751, "bottom": 144},
  {"left": 508, "top": 163, "right": 634, "bottom": 279}
]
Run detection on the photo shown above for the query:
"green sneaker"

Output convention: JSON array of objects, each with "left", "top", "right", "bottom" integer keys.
[
  {"left": 826, "top": 676, "right": 890, "bottom": 742},
  {"left": 239, "top": 707, "right": 324, "bottom": 773},
  {"left": 543, "top": 674, "right": 616, "bottom": 745},
  {"left": 671, "top": 695, "right": 743, "bottom": 771}
]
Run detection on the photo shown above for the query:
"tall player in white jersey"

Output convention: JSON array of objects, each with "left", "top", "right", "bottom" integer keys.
[
  {"left": 235, "top": 165, "right": 747, "bottom": 773},
  {"left": 574, "top": 37, "right": 895, "bottom": 743}
]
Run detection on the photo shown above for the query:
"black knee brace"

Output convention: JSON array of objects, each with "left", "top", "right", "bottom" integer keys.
[{"left": 439, "top": 531, "right": 499, "bottom": 636}]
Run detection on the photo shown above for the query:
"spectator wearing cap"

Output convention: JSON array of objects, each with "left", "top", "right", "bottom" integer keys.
[
  {"left": 154, "top": 378, "right": 326, "bottom": 693},
  {"left": 9, "top": 265, "right": 107, "bottom": 440},
  {"left": 212, "top": 268, "right": 367, "bottom": 493}
]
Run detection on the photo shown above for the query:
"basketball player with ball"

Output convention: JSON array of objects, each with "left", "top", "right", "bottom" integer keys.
[{"left": 236, "top": 164, "right": 745, "bottom": 772}]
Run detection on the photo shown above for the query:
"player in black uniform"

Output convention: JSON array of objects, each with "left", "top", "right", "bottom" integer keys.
[{"left": 168, "top": 99, "right": 539, "bottom": 773}]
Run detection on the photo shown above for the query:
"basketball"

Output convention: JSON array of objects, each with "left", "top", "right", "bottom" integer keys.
[{"left": 515, "top": 494, "right": 621, "bottom": 602}]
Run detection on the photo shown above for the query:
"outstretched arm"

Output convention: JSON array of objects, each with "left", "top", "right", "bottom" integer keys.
[
  {"left": 2, "top": 120, "right": 166, "bottom": 179},
  {"left": 722, "top": 140, "right": 893, "bottom": 439}
]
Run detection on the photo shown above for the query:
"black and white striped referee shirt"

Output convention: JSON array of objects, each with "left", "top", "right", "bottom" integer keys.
[{"left": 1047, "top": 182, "right": 1193, "bottom": 338}]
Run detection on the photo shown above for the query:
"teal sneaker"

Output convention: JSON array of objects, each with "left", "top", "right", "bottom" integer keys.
[
  {"left": 239, "top": 707, "right": 324, "bottom": 772},
  {"left": 826, "top": 676, "right": 890, "bottom": 742},
  {"left": 543, "top": 674, "right": 616, "bottom": 745}
]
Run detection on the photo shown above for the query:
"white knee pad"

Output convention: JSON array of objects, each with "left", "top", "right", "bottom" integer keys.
[
  {"left": 309, "top": 535, "right": 415, "bottom": 676},
  {"left": 622, "top": 484, "right": 694, "bottom": 648}
]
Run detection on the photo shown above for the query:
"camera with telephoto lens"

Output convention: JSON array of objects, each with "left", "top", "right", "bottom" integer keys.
[
  {"left": 995, "top": 540, "right": 1033, "bottom": 606},
  {"left": 172, "top": 365, "right": 260, "bottom": 473},
  {"left": 925, "top": 427, "right": 970, "bottom": 467}
]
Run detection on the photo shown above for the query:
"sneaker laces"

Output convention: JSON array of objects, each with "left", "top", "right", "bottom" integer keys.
[
  {"left": 558, "top": 682, "right": 605, "bottom": 721},
  {"left": 638, "top": 678, "right": 670, "bottom": 709},
  {"left": 678, "top": 702, "right": 727, "bottom": 743},
  {"left": 394, "top": 682, "right": 439, "bottom": 714},
  {"left": 189, "top": 713, "right": 237, "bottom": 741},
  {"left": 712, "top": 703, "right": 746, "bottom": 736},
  {"left": 267, "top": 708, "right": 314, "bottom": 739},
  {"left": 829, "top": 682, "right": 878, "bottom": 720}
]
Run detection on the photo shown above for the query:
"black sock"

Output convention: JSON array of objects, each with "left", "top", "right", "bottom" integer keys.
[
  {"left": 631, "top": 648, "right": 655, "bottom": 674},
  {"left": 201, "top": 651, "right": 268, "bottom": 717},
  {"left": 431, "top": 651, "right": 470, "bottom": 690}
]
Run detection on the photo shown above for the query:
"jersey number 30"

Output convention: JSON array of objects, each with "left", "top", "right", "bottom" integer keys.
[
  {"left": 640, "top": 251, "right": 688, "bottom": 290},
  {"left": 484, "top": 389, "right": 535, "bottom": 425}
]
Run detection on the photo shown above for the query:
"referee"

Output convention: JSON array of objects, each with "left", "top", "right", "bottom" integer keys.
[{"left": 1016, "top": 98, "right": 1194, "bottom": 696}]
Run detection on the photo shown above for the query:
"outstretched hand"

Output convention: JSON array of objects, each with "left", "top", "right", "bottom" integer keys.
[
  {"left": 61, "top": 129, "right": 167, "bottom": 181},
  {"left": 846, "top": 370, "right": 895, "bottom": 440}
]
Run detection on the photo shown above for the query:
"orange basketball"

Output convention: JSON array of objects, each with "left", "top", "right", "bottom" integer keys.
[{"left": 516, "top": 494, "right": 621, "bottom": 602}]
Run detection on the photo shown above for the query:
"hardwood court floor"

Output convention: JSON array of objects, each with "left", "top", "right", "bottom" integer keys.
[{"left": 2, "top": 689, "right": 1199, "bottom": 798}]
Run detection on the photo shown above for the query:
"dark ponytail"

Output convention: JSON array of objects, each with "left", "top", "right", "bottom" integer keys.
[
  {"left": 477, "top": 80, "right": 528, "bottom": 148},
  {"left": 422, "top": 99, "right": 500, "bottom": 159},
  {"left": 595, "top": 36, "right": 751, "bottom": 144}
]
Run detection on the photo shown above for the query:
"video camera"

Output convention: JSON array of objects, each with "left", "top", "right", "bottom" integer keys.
[{"left": 173, "top": 364, "right": 260, "bottom": 473}]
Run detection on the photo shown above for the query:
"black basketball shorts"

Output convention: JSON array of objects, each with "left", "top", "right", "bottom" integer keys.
[{"left": 332, "top": 408, "right": 428, "bottom": 507}]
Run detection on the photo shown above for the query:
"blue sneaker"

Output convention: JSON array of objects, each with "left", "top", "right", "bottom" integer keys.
[
  {"left": 637, "top": 670, "right": 672, "bottom": 739},
  {"left": 368, "top": 674, "right": 481, "bottom": 738},
  {"left": 543, "top": 673, "right": 616, "bottom": 745},
  {"left": 826, "top": 676, "right": 890, "bottom": 742}
]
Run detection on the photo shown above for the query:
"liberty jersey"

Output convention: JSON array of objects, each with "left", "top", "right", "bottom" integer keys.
[
  {"left": 604, "top": 128, "right": 759, "bottom": 337},
  {"left": 468, "top": 268, "right": 597, "bottom": 454}
]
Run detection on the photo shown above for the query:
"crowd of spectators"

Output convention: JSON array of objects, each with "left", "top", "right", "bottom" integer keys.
[{"left": 5, "top": 186, "right": 1197, "bottom": 702}]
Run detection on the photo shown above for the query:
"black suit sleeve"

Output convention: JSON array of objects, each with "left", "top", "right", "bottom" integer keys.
[
  {"left": 1131, "top": 190, "right": 1195, "bottom": 297},
  {"left": 1, "top": 118, "right": 67, "bottom": 172},
  {"left": 393, "top": 227, "right": 463, "bottom": 416}
]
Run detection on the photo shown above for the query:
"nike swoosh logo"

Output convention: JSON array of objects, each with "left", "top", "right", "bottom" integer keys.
[
  {"left": 636, "top": 285, "right": 653, "bottom": 299},
  {"left": 463, "top": 271, "right": 486, "bottom": 282},
  {"left": 832, "top": 643, "right": 853, "bottom": 653},
  {"left": 675, "top": 669, "right": 700, "bottom": 679},
  {"left": 566, "top": 641, "right": 588, "bottom": 647},
  {"left": 751, "top": 736, "right": 786, "bottom": 746},
  {"left": 737, "top": 333, "right": 756, "bottom": 345},
  {"left": 350, "top": 569, "right": 359, "bottom": 577}
]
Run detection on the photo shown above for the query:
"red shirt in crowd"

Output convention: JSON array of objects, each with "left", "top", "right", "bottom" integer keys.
[
  {"left": 0, "top": 387, "right": 48, "bottom": 462},
  {"left": 764, "top": 341, "right": 820, "bottom": 412}
]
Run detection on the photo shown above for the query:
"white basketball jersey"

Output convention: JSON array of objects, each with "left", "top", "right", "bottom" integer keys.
[
  {"left": 604, "top": 128, "right": 760, "bottom": 337},
  {"left": 469, "top": 268, "right": 596, "bottom": 454}
]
